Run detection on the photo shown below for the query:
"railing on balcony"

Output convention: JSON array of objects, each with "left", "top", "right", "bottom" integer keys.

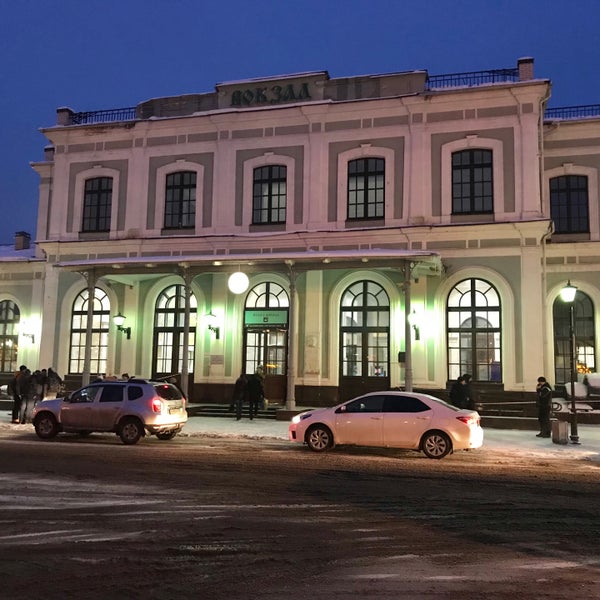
[
  {"left": 544, "top": 104, "right": 600, "bottom": 120},
  {"left": 427, "top": 68, "right": 519, "bottom": 89},
  {"left": 70, "top": 107, "right": 137, "bottom": 125}
]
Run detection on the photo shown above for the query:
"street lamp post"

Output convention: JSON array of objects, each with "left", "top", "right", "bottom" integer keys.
[{"left": 560, "top": 281, "right": 579, "bottom": 444}]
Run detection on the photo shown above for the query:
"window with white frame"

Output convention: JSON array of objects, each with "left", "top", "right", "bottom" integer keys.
[
  {"left": 69, "top": 288, "right": 110, "bottom": 375},
  {"left": 553, "top": 290, "right": 595, "bottom": 385},
  {"left": 152, "top": 284, "right": 197, "bottom": 377},
  {"left": 0, "top": 300, "right": 19, "bottom": 373},
  {"left": 447, "top": 278, "right": 501, "bottom": 382}
]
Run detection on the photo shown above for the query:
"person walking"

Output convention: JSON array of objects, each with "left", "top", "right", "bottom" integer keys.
[{"left": 536, "top": 376, "right": 553, "bottom": 438}]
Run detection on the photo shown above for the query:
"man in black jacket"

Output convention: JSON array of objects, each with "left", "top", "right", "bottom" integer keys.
[{"left": 536, "top": 376, "right": 553, "bottom": 438}]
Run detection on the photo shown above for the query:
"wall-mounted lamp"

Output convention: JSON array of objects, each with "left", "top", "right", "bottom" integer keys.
[
  {"left": 408, "top": 309, "right": 420, "bottom": 341},
  {"left": 206, "top": 311, "right": 220, "bottom": 340},
  {"left": 113, "top": 313, "right": 131, "bottom": 340}
]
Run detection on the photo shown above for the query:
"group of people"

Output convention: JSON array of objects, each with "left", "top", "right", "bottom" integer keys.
[
  {"left": 451, "top": 372, "right": 556, "bottom": 440},
  {"left": 231, "top": 368, "right": 266, "bottom": 420},
  {"left": 9, "top": 365, "right": 64, "bottom": 424}
]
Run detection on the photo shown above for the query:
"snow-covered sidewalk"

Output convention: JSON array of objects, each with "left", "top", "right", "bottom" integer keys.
[{"left": 3, "top": 408, "right": 600, "bottom": 463}]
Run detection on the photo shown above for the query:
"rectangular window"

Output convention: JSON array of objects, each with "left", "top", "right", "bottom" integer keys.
[
  {"left": 550, "top": 175, "right": 589, "bottom": 233},
  {"left": 165, "top": 171, "right": 196, "bottom": 229},
  {"left": 252, "top": 165, "right": 287, "bottom": 224},
  {"left": 82, "top": 177, "right": 112, "bottom": 232},
  {"left": 451, "top": 150, "right": 493, "bottom": 214},
  {"left": 347, "top": 158, "right": 385, "bottom": 220}
]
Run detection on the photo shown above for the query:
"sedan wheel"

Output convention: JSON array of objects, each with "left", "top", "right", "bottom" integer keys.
[
  {"left": 421, "top": 431, "right": 452, "bottom": 459},
  {"left": 306, "top": 425, "right": 333, "bottom": 452},
  {"left": 119, "top": 418, "right": 143, "bottom": 445},
  {"left": 34, "top": 413, "right": 59, "bottom": 440}
]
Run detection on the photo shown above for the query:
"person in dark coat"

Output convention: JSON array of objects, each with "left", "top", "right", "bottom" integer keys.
[
  {"left": 10, "top": 364, "right": 27, "bottom": 423},
  {"left": 536, "top": 376, "right": 553, "bottom": 438},
  {"left": 449, "top": 375, "right": 468, "bottom": 409},
  {"left": 232, "top": 373, "right": 249, "bottom": 420},
  {"left": 18, "top": 369, "right": 34, "bottom": 424},
  {"left": 461, "top": 373, "right": 477, "bottom": 410},
  {"left": 247, "top": 372, "right": 265, "bottom": 420}
]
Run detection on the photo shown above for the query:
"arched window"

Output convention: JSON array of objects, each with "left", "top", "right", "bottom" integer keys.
[
  {"left": 82, "top": 177, "right": 113, "bottom": 232},
  {"left": 340, "top": 281, "right": 390, "bottom": 378},
  {"left": 447, "top": 278, "right": 501, "bottom": 382},
  {"left": 152, "top": 285, "right": 197, "bottom": 377},
  {"left": 244, "top": 282, "right": 289, "bottom": 376},
  {"left": 553, "top": 290, "right": 595, "bottom": 384},
  {"left": 69, "top": 288, "right": 110, "bottom": 374},
  {"left": 164, "top": 171, "right": 196, "bottom": 229},
  {"left": 0, "top": 300, "right": 19, "bottom": 373}
]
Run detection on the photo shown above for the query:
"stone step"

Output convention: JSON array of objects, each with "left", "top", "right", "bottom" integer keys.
[{"left": 187, "top": 403, "right": 280, "bottom": 420}]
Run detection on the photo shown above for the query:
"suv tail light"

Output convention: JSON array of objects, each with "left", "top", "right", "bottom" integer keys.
[
  {"left": 151, "top": 399, "right": 163, "bottom": 414},
  {"left": 456, "top": 415, "right": 479, "bottom": 426}
]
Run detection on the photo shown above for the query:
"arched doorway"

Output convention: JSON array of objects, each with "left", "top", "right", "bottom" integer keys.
[
  {"left": 243, "top": 282, "right": 289, "bottom": 404},
  {"left": 339, "top": 280, "right": 390, "bottom": 402}
]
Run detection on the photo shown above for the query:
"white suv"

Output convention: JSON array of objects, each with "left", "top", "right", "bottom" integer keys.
[{"left": 32, "top": 379, "right": 187, "bottom": 445}]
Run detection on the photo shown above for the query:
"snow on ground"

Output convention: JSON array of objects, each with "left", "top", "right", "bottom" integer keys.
[{"left": 2, "top": 406, "right": 600, "bottom": 463}]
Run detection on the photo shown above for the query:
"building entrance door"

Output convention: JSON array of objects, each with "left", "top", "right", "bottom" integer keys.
[{"left": 244, "top": 328, "right": 287, "bottom": 403}]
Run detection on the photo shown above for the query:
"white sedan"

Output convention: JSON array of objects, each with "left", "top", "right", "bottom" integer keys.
[{"left": 289, "top": 391, "right": 483, "bottom": 459}]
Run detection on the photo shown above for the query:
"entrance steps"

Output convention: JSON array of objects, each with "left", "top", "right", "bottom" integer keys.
[{"left": 187, "top": 403, "right": 280, "bottom": 420}]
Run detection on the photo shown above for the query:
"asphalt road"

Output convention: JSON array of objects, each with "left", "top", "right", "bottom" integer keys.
[{"left": 1, "top": 428, "right": 599, "bottom": 599}]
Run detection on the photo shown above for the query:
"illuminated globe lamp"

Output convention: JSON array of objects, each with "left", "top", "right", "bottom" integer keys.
[{"left": 228, "top": 271, "right": 249, "bottom": 295}]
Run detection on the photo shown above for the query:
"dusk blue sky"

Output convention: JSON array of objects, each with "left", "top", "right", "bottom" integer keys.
[{"left": 1, "top": 0, "right": 599, "bottom": 244}]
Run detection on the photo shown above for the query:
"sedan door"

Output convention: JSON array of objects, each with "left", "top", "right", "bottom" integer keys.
[
  {"left": 334, "top": 394, "right": 384, "bottom": 446},
  {"left": 382, "top": 395, "right": 432, "bottom": 447}
]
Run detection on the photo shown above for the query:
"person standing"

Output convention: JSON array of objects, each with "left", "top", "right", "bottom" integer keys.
[
  {"left": 462, "top": 373, "right": 477, "bottom": 410},
  {"left": 10, "top": 364, "right": 27, "bottom": 424},
  {"left": 536, "top": 376, "right": 553, "bottom": 438},
  {"left": 232, "top": 373, "right": 249, "bottom": 421},
  {"left": 18, "top": 368, "right": 34, "bottom": 424},
  {"left": 247, "top": 371, "right": 265, "bottom": 420},
  {"left": 449, "top": 376, "right": 468, "bottom": 408}
]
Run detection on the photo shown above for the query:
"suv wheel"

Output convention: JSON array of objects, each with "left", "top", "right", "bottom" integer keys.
[
  {"left": 119, "top": 418, "right": 143, "bottom": 445},
  {"left": 34, "top": 413, "right": 59, "bottom": 440}
]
